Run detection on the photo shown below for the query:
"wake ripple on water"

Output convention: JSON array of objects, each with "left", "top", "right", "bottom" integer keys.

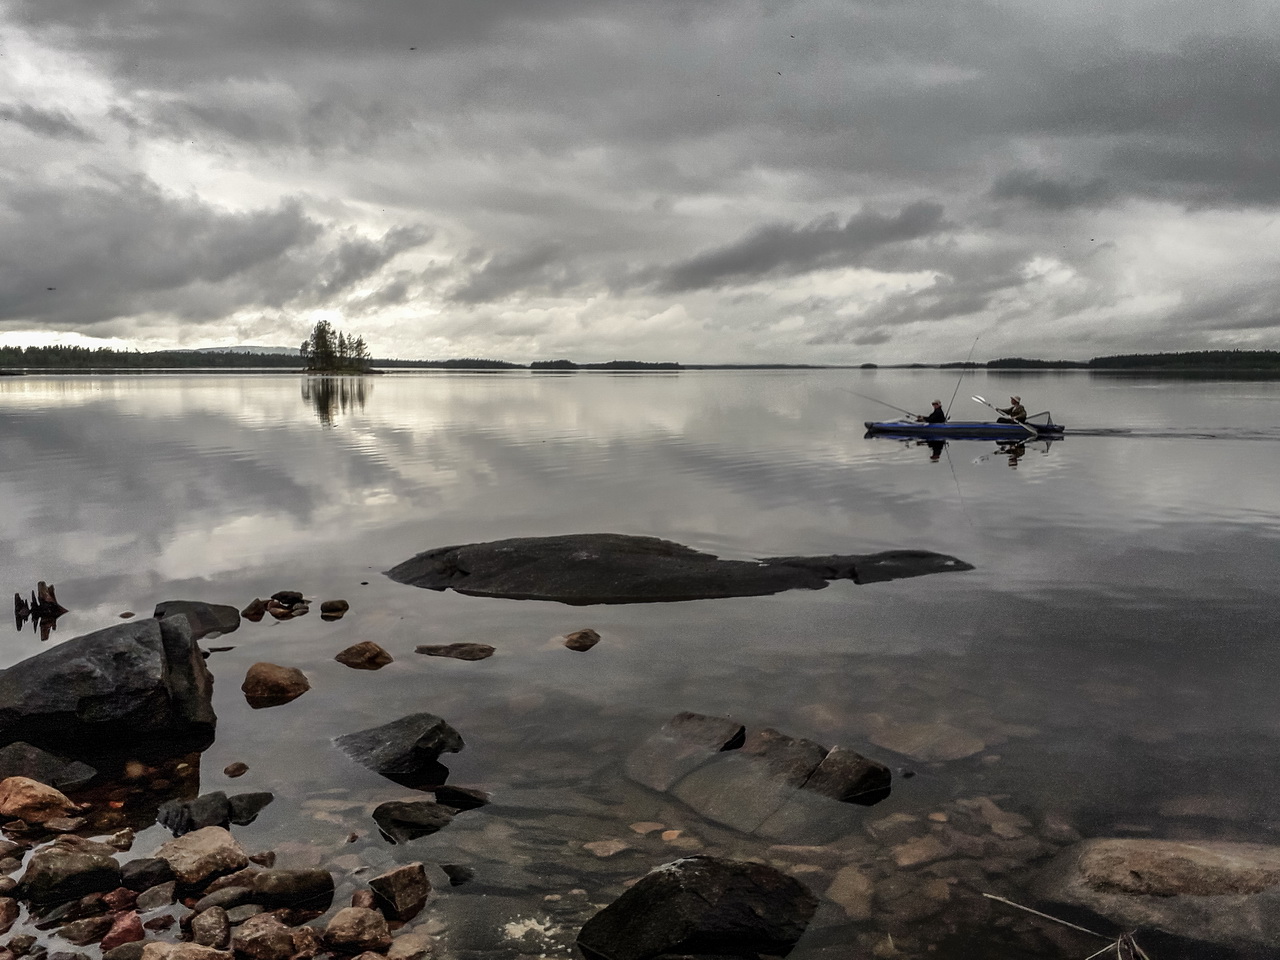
[{"left": 1069, "top": 426, "right": 1280, "bottom": 441}]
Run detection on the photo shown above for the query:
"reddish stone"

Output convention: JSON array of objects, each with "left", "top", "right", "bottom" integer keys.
[
  {"left": 104, "top": 886, "right": 140, "bottom": 911},
  {"left": 101, "top": 911, "right": 145, "bottom": 951}
]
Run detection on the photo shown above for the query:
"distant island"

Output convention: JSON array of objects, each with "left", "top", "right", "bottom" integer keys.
[{"left": 2, "top": 347, "right": 1278, "bottom": 373}]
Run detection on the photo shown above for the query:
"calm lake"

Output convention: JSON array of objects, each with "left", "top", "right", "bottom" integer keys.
[{"left": 2, "top": 369, "right": 1279, "bottom": 958}]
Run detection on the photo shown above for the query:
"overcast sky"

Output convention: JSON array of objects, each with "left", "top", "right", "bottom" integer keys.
[{"left": 2, "top": 0, "right": 1278, "bottom": 363}]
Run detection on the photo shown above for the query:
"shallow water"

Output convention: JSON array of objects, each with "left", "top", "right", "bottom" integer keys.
[{"left": 2, "top": 369, "right": 1279, "bottom": 957}]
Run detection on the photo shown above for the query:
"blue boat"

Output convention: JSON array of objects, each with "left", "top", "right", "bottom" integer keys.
[{"left": 864, "top": 419, "right": 1065, "bottom": 440}]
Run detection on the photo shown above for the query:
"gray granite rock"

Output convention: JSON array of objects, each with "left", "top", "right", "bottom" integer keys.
[
  {"left": 386, "top": 533, "right": 972, "bottom": 604},
  {"left": 0, "top": 617, "right": 215, "bottom": 753}
]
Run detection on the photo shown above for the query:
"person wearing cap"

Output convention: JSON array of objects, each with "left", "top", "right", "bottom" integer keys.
[
  {"left": 997, "top": 395, "right": 1027, "bottom": 422},
  {"left": 916, "top": 400, "right": 947, "bottom": 424}
]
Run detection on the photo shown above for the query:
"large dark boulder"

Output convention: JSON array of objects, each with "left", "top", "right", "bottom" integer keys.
[
  {"left": 385, "top": 533, "right": 972, "bottom": 604},
  {"left": 0, "top": 617, "right": 215, "bottom": 754},
  {"left": 577, "top": 856, "right": 817, "bottom": 960},
  {"left": 335, "top": 713, "right": 464, "bottom": 788}
]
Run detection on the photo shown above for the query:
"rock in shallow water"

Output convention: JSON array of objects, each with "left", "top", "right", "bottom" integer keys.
[
  {"left": 0, "top": 617, "right": 215, "bottom": 754},
  {"left": 372, "top": 801, "right": 455, "bottom": 843},
  {"left": 153, "top": 601, "right": 240, "bottom": 641},
  {"left": 414, "top": 643, "right": 494, "bottom": 661},
  {"left": 626, "top": 712, "right": 890, "bottom": 843},
  {"left": 563, "top": 629, "right": 601, "bottom": 652},
  {"left": 0, "top": 743, "right": 97, "bottom": 791},
  {"left": 335, "top": 642, "right": 393, "bottom": 669},
  {"left": 335, "top": 713, "right": 464, "bottom": 788},
  {"left": 386, "top": 533, "right": 972, "bottom": 604},
  {"left": 576, "top": 855, "right": 817, "bottom": 960},
  {"left": 1035, "top": 837, "right": 1280, "bottom": 952},
  {"left": 240, "top": 663, "right": 310, "bottom": 708}
]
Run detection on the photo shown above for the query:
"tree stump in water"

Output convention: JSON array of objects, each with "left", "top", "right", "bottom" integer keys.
[{"left": 14, "top": 582, "right": 69, "bottom": 640}]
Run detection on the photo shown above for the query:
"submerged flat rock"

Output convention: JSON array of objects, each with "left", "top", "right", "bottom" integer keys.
[{"left": 385, "top": 533, "right": 972, "bottom": 604}]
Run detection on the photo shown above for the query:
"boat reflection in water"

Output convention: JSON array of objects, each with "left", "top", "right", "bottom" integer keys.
[{"left": 871, "top": 433, "right": 1061, "bottom": 470}]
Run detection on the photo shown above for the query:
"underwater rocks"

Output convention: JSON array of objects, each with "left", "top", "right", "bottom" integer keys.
[
  {"left": 414, "top": 643, "right": 494, "bottom": 661},
  {"left": 385, "top": 533, "right": 973, "bottom": 604},
  {"left": 0, "top": 743, "right": 97, "bottom": 792},
  {"left": 371, "top": 801, "right": 455, "bottom": 844},
  {"left": 1035, "top": 838, "right": 1280, "bottom": 952},
  {"left": 577, "top": 855, "right": 817, "bottom": 960},
  {"left": 625, "top": 712, "right": 891, "bottom": 843},
  {"left": 0, "top": 617, "right": 215, "bottom": 754}
]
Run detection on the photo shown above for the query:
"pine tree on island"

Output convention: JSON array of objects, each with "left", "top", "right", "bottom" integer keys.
[{"left": 300, "top": 320, "right": 372, "bottom": 373}]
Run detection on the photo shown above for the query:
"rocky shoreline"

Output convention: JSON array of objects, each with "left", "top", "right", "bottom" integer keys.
[{"left": 0, "top": 540, "right": 1274, "bottom": 958}]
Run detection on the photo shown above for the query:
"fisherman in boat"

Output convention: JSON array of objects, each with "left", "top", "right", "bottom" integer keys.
[
  {"left": 996, "top": 395, "right": 1027, "bottom": 423},
  {"left": 916, "top": 400, "right": 947, "bottom": 424}
]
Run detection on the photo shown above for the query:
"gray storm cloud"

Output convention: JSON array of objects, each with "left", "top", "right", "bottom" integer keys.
[
  {"left": 2, "top": 0, "right": 1279, "bottom": 360},
  {"left": 653, "top": 203, "right": 951, "bottom": 293}
]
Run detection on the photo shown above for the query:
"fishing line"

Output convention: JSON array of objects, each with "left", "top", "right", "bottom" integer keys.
[{"left": 942, "top": 442, "right": 977, "bottom": 530}]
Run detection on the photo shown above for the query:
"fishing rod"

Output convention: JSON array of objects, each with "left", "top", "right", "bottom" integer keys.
[
  {"left": 844, "top": 390, "right": 921, "bottom": 419},
  {"left": 971, "top": 395, "right": 1038, "bottom": 437},
  {"left": 945, "top": 336, "right": 980, "bottom": 418}
]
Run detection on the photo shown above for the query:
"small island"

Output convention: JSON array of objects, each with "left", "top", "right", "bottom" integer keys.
[{"left": 300, "top": 320, "right": 372, "bottom": 374}]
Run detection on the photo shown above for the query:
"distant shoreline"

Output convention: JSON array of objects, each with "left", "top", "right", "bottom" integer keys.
[{"left": 2, "top": 349, "right": 1278, "bottom": 375}]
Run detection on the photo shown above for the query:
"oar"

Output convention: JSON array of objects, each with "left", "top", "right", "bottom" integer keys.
[{"left": 971, "top": 395, "right": 1038, "bottom": 437}]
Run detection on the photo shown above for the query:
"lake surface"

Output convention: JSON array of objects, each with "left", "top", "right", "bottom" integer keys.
[{"left": 2, "top": 369, "right": 1279, "bottom": 958}]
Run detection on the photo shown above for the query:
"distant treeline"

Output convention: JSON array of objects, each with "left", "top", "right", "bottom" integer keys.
[
  {"left": 0, "top": 347, "right": 684, "bottom": 371},
  {"left": 984, "top": 351, "right": 1280, "bottom": 370},
  {"left": 0, "top": 345, "right": 303, "bottom": 369},
  {"left": 3, "top": 346, "right": 1278, "bottom": 372}
]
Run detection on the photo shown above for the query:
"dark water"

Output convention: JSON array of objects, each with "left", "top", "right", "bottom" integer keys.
[{"left": 2, "top": 369, "right": 1279, "bottom": 958}]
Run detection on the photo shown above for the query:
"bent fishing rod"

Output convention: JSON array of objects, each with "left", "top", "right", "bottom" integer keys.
[{"left": 844, "top": 390, "right": 923, "bottom": 419}]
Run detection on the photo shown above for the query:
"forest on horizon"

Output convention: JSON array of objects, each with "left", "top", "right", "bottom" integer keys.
[{"left": 2, "top": 346, "right": 1278, "bottom": 372}]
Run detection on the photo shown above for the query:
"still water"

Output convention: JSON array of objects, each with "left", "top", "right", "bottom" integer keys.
[{"left": 2, "top": 369, "right": 1279, "bottom": 957}]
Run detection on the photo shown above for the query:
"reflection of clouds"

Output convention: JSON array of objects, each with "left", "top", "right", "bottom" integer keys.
[{"left": 0, "top": 372, "right": 1277, "bottom": 610}]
